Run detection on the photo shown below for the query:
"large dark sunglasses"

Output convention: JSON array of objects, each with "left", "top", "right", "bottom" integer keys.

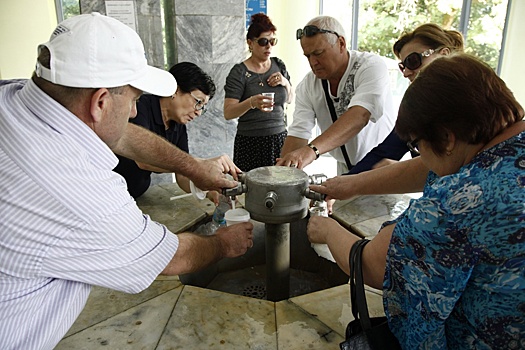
[
  {"left": 398, "top": 49, "right": 436, "bottom": 72},
  {"left": 296, "top": 25, "right": 340, "bottom": 40},
  {"left": 255, "top": 37, "right": 278, "bottom": 46}
]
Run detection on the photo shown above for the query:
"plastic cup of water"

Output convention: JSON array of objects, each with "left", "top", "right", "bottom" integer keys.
[
  {"left": 261, "top": 92, "right": 275, "bottom": 112},
  {"left": 224, "top": 208, "right": 251, "bottom": 226}
]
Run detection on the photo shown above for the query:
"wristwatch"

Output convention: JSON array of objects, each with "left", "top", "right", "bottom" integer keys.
[{"left": 307, "top": 143, "right": 320, "bottom": 159}]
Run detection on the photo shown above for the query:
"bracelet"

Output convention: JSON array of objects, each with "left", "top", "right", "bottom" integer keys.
[
  {"left": 307, "top": 143, "right": 320, "bottom": 159},
  {"left": 249, "top": 96, "right": 256, "bottom": 109}
]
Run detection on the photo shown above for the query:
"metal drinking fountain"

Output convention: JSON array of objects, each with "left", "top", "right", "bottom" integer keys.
[{"left": 223, "top": 166, "right": 326, "bottom": 301}]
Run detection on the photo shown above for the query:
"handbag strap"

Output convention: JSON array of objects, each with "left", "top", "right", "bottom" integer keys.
[
  {"left": 321, "top": 79, "right": 353, "bottom": 170},
  {"left": 349, "top": 239, "right": 372, "bottom": 330}
]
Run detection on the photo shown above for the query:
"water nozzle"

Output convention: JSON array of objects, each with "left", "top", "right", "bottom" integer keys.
[
  {"left": 222, "top": 183, "right": 247, "bottom": 197},
  {"left": 264, "top": 191, "right": 278, "bottom": 211},
  {"left": 308, "top": 173, "right": 327, "bottom": 185},
  {"left": 303, "top": 188, "right": 326, "bottom": 201}
]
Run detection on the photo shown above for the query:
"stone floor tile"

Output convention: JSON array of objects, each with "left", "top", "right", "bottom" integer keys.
[
  {"left": 288, "top": 284, "right": 351, "bottom": 337},
  {"left": 157, "top": 286, "right": 276, "bottom": 349},
  {"left": 63, "top": 279, "right": 183, "bottom": 337},
  {"left": 275, "top": 299, "right": 344, "bottom": 349},
  {"left": 55, "top": 288, "right": 181, "bottom": 349}
]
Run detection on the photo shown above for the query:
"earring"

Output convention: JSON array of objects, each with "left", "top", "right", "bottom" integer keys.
[{"left": 446, "top": 150, "right": 452, "bottom": 156}]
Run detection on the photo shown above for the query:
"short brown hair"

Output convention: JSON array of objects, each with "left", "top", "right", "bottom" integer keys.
[
  {"left": 393, "top": 23, "right": 464, "bottom": 59},
  {"left": 396, "top": 53, "right": 524, "bottom": 155}
]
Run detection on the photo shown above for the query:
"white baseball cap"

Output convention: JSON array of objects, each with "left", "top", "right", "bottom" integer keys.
[{"left": 35, "top": 12, "right": 176, "bottom": 97}]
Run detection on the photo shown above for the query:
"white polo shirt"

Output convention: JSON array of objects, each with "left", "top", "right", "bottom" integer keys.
[
  {"left": 0, "top": 79, "right": 179, "bottom": 349},
  {"left": 289, "top": 50, "right": 396, "bottom": 166}
]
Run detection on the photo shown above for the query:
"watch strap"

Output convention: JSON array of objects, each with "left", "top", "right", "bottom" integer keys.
[{"left": 308, "top": 143, "right": 320, "bottom": 159}]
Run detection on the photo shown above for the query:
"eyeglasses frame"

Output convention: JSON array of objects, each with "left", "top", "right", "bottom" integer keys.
[
  {"left": 406, "top": 138, "right": 421, "bottom": 155},
  {"left": 190, "top": 92, "right": 207, "bottom": 114}
]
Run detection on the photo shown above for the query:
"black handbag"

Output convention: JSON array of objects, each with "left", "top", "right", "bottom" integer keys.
[{"left": 339, "top": 239, "right": 402, "bottom": 350}]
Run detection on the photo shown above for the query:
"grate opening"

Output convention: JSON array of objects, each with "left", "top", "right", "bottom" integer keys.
[{"left": 241, "top": 283, "right": 266, "bottom": 299}]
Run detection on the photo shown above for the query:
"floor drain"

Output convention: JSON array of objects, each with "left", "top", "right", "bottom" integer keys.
[{"left": 242, "top": 284, "right": 266, "bottom": 299}]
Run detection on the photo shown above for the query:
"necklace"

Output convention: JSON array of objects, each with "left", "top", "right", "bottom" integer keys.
[
  {"left": 246, "top": 57, "right": 269, "bottom": 87},
  {"left": 256, "top": 74, "right": 264, "bottom": 87}
]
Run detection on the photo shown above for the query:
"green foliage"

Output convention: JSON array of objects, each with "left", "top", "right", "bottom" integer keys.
[{"left": 62, "top": 0, "right": 80, "bottom": 19}]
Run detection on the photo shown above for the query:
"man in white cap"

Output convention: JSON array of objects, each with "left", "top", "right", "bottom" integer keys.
[{"left": 0, "top": 13, "right": 253, "bottom": 349}]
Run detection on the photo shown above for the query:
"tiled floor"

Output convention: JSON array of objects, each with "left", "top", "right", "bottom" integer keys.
[
  {"left": 55, "top": 275, "right": 385, "bottom": 349},
  {"left": 55, "top": 166, "right": 416, "bottom": 349}
]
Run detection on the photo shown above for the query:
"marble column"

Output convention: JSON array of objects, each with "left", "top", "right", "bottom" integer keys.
[{"left": 168, "top": 0, "right": 245, "bottom": 159}]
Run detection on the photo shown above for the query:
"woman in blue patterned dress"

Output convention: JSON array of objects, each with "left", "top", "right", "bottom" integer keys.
[{"left": 308, "top": 53, "right": 525, "bottom": 349}]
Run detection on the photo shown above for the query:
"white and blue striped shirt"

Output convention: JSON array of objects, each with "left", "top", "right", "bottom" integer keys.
[{"left": 0, "top": 79, "right": 179, "bottom": 349}]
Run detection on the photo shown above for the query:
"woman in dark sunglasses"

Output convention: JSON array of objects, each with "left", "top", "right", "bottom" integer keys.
[
  {"left": 224, "top": 13, "right": 294, "bottom": 172},
  {"left": 343, "top": 23, "right": 464, "bottom": 177},
  {"left": 394, "top": 23, "right": 463, "bottom": 82}
]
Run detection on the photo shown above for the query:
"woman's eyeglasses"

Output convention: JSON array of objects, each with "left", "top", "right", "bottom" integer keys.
[
  {"left": 406, "top": 138, "right": 421, "bottom": 155},
  {"left": 255, "top": 38, "right": 278, "bottom": 46},
  {"left": 398, "top": 49, "right": 436, "bottom": 72},
  {"left": 296, "top": 25, "right": 340, "bottom": 40},
  {"left": 190, "top": 92, "right": 207, "bottom": 114}
]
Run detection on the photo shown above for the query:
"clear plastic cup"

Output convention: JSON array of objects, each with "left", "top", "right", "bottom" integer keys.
[
  {"left": 224, "top": 208, "right": 251, "bottom": 226},
  {"left": 189, "top": 180, "right": 206, "bottom": 200},
  {"left": 261, "top": 92, "right": 275, "bottom": 112}
]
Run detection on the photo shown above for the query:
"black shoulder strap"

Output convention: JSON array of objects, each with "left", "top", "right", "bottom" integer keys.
[
  {"left": 322, "top": 79, "right": 352, "bottom": 170},
  {"left": 349, "top": 239, "right": 372, "bottom": 330},
  {"left": 272, "top": 57, "right": 290, "bottom": 82}
]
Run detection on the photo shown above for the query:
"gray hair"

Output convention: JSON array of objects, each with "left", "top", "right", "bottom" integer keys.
[{"left": 307, "top": 16, "right": 346, "bottom": 45}]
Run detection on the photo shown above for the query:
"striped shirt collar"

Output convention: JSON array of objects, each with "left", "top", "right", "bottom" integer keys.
[{"left": 18, "top": 79, "right": 118, "bottom": 170}]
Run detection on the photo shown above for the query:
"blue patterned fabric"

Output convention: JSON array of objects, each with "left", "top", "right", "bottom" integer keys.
[{"left": 382, "top": 131, "right": 525, "bottom": 349}]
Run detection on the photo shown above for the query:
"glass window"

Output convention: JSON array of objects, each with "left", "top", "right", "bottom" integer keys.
[
  {"left": 322, "top": 0, "right": 510, "bottom": 72},
  {"left": 465, "top": 0, "right": 509, "bottom": 72},
  {"left": 56, "top": 0, "right": 80, "bottom": 22}
]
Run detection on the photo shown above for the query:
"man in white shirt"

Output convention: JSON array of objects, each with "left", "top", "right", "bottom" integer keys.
[
  {"left": 0, "top": 13, "right": 253, "bottom": 349},
  {"left": 277, "top": 16, "right": 396, "bottom": 174}
]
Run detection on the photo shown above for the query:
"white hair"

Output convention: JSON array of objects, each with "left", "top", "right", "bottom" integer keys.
[{"left": 307, "top": 16, "right": 346, "bottom": 45}]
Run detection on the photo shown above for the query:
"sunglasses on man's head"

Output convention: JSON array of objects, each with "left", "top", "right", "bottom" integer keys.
[
  {"left": 255, "top": 37, "right": 278, "bottom": 46},
  {"left": 296, "top": 25, "right": 340, "bottom": 40},
  {"left": 398, "top": 48, "right": 436, "bottom": 72}
]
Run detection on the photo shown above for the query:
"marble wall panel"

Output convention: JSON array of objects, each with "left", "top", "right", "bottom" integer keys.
[
  {"left": 135, "top": 1, "right": 164, "bottom": 68},
  {"left": 212, "top": 16, "right": 247, "bottom": 64},
  {"left": 176, "top": 16, "right": 213, "bottom": 63},
  {"left": 174, "top": 0, "right": 244, "bottom": 16}
]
